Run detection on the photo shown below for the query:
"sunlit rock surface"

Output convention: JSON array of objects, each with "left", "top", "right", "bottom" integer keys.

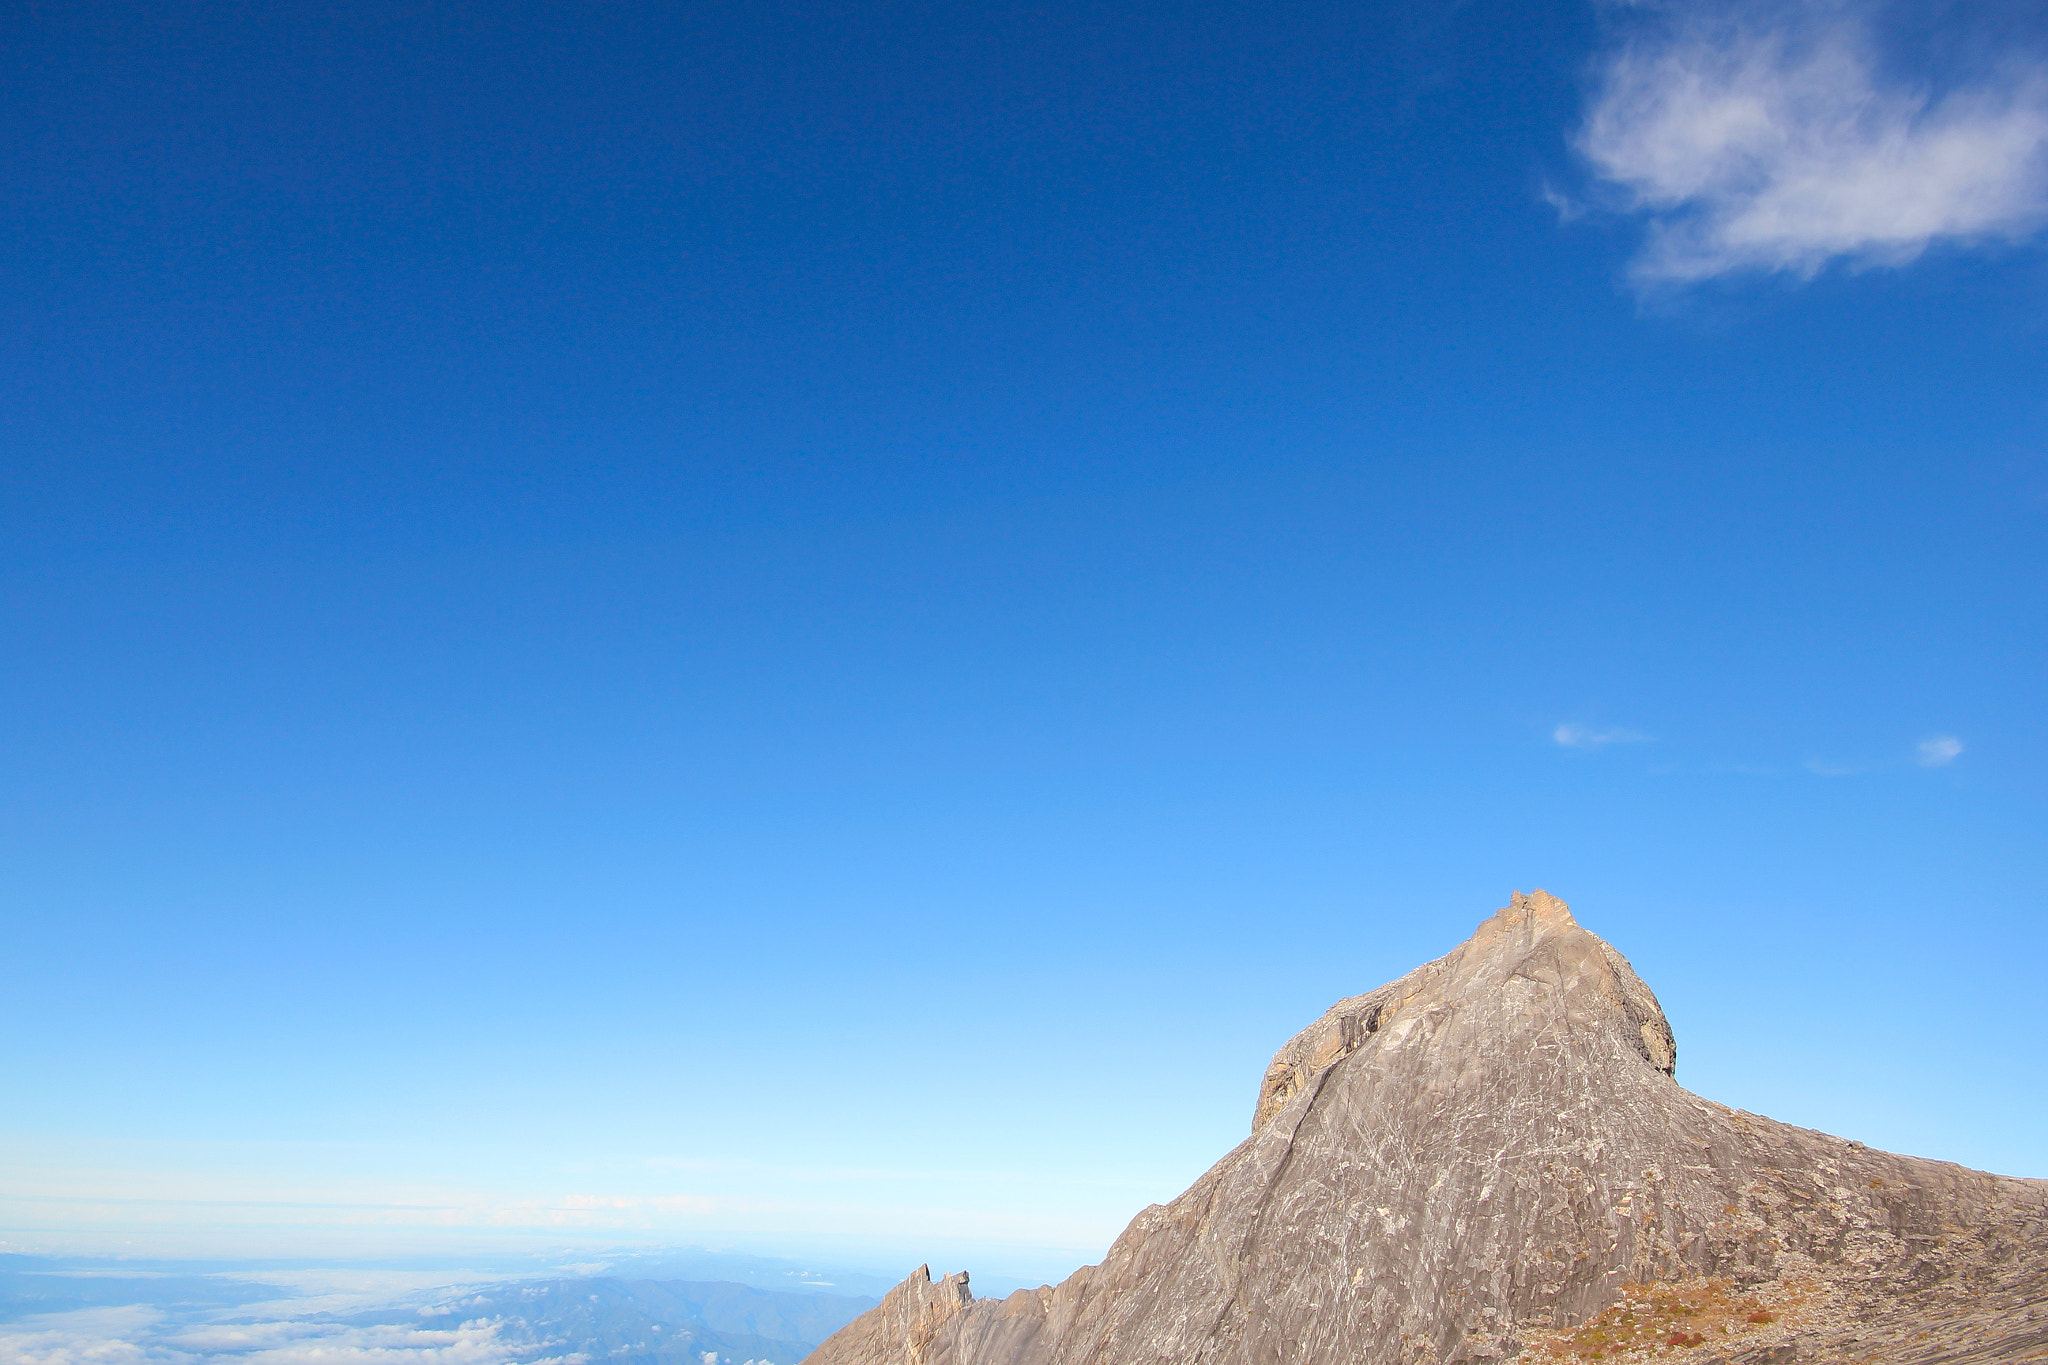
[{"left": 805, "top": 891, "right": 2048, "bottom": 1365}]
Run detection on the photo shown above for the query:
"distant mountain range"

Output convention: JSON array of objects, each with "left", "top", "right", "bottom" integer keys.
[
  {"left": 0, "top": 1257, "right": 877, "bottom": 1365},
  {"left": 339, "top": 1277, "right": 877, "bottom": 1365}
]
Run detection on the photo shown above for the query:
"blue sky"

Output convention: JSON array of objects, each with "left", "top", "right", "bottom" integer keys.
[{"left": 4, "top": 0, "right": 2046, "bottom": 1283}]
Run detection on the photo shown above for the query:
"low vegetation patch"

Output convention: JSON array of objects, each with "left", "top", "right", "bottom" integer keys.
[{"left": 1527, "top": 1277, "right": 1811, "bottom": 1362}]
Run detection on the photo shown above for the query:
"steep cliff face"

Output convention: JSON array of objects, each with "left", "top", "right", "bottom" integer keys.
[{"left": 806, "top": 892, "right": 2048, "bottom": 1365}]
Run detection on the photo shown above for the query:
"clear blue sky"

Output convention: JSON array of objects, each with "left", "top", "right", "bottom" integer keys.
[{"left": 4, "top": 0, "right": 2045, "bottom": 1281}]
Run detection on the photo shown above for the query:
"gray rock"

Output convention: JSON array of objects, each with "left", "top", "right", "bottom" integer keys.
[{"left": 805, "top": 892, "right": 2048, "bottom": 1365}]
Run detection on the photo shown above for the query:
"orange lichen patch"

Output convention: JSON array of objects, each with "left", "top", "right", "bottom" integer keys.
[
  {"left": 1867, "top": 1178, "right": 1888, "bottom": 1190},
  {"left": 1527, "top": 1277, "right": 1812, "bottom": 1362}
]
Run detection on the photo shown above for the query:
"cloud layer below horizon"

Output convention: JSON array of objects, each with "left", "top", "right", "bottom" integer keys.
[
  {"left": 1575, "top": 0, "right": 2048, "bottom": 283},
  {"left": 0, "top": 1307, "right": 534, "bottom": 1365}
]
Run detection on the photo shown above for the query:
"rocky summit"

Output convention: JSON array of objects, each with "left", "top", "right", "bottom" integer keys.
[{"left": 805, "top": 892, "right": 2048, "bottom": 1365}]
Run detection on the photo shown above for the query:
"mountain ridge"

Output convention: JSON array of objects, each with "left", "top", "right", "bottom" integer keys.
[{"left": 805, "top": 891, "right": 2048, "bottom": 1365}]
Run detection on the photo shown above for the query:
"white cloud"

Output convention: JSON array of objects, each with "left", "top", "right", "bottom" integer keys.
[
  {"left": 183, "top": 1321, "right": 527, "bottom": 1365},
  {"left": 0, "top": 1311, "right": 536, "bottom": 1365},
  {"left": 0, "top": 1310, "right": 167, "bottom": 1365},
  {"left": 1553, "top": 723, "right": 1651, "bottom": 749},
  {"left": 1917, "top": 734, "right": 1963, "bottom": 765},
  {"left": 1574, "top": 1, "right": 2048, "bottom": 282}
]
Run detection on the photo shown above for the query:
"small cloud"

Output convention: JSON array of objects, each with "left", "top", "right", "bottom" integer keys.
[
  {"left": 1540, "top": 179, "right": 1588, "bottom": 222},
  {"left": 1553, "top": 723, "right": 1651, "bottom": 749},
  {"left": 1917, "top": 735, "right": 1964, "bottom": 766}
]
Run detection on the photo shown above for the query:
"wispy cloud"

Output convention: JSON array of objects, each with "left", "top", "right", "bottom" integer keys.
[
  {"left": 1552, "top": 723, "right": 1652, "bottom": 749},
  {"left": 1573, "top": 0, "right": 2048, "bottom": 283},
  {"left": 1917, "top": 734, "right": 1964, "bottom": 766},
  {"left": 1803, "top": 734, "right": 1965, "bottom": 775}
]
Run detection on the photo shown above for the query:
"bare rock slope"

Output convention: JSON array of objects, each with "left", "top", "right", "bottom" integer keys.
[{"left": 806, "top": 892, "right": 2048, "bottom": 1365}]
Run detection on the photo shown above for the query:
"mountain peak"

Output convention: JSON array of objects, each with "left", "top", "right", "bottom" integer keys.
[
  {"left": 806, "top": 891, "right": 2048, "bottom": 1365},
  {"left": 1253, "top": 889, "right": 1671, "bottom": 1136},
  {"left": 1507, "top": 885, "right": 1577, "bottom": 924}
]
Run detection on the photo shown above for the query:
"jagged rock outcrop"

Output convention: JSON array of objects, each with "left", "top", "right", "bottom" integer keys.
[
  {"left": 806, "top": 1266, "right": 973, "bottom": 1365},
  {"left": 806, "top": 891, "right": 2048, "bottom": 1365}
]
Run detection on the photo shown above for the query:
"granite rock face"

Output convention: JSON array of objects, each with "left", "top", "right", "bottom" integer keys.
[
  {"left": 805, "top": 892, "right": 2048, "bottom": 1365},
  {"left": 806, "top": 1266, "right": 973, "bottom": 1365}
]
